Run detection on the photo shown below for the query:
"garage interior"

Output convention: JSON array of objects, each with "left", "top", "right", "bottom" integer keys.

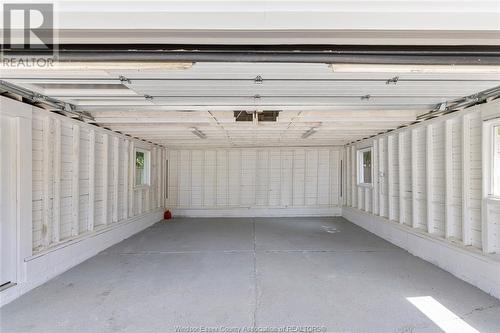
[{"left": 2, "top": 1, "right": 500, "bottom": 332}]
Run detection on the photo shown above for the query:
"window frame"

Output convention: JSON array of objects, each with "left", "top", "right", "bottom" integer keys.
[
  {"left": 485, "top": 118, "right": 500, "bottom": 199},
  {"left": 134, "top": 148, "right": 151, "bottom": 188},
  {"left": 357, "top": 147, "right": 373, "bottom": 187}
]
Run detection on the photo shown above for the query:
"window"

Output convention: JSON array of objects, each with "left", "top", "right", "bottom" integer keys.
[
  {"left": 494, "top": 125, "right": 500, "bottom": 197},
  {"left": 486, "top": 120, "right": 500, "bottom": 199},
  {"left": 135, "top": 149, "right": 150, "bottom": 186},
  {"left": 357, "top": 148, "right": 373, "bottom": 186}
]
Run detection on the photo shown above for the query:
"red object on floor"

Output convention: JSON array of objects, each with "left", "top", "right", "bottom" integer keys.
[{"left": 164, "top": 210, "right": 172, "bottom": 220}]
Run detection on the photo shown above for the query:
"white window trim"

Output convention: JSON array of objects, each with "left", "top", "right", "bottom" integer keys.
[
  {"left": 357, "top": 147, "right": 373, "bottom": 188},
  {"left": 483, "top": 118, "right": 500, "bottom": 199},
  {"left": 134, "top": 148, "right": 151, "bottom": 188}
]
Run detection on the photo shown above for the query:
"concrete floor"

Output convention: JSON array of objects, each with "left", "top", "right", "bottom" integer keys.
[{"left": 2, "top": 217, "right": 500, "bottom": 333}]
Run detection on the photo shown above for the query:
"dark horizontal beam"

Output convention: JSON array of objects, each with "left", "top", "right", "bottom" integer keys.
[
  {"left": 9, "top": 44, "right": 500, "bottom": 54},
  {"left": 5, "top": 44, "right": 500, "bottom": 65}
]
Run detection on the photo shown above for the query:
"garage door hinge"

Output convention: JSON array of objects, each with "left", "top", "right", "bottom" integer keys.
[
  {"left": 119, "top": 75, "right": 131, "bottom": 84},
  {"left": 386, "top": 76, "right": 399, "bottom": 84}
]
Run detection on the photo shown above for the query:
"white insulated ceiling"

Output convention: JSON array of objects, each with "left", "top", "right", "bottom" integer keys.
[{"left": 3, "top": 62, "right": 500, "bottom": 148}]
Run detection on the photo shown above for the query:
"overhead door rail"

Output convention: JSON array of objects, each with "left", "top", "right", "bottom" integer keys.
[
  {"left": 348, "top": 84, "right": 500, "bottom": 144},
  {"left": 0, "top": 80, "right": 94, "bottom": 121}
]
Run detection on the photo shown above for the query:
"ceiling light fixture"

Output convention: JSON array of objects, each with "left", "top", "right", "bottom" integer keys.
[
  {"left": 191, "top": 127, "right": 207, "bottom": 139},
  {"left": 302, "top": 127, "right": 318, "bottom": 139},
  {"left": 329, "top": 64, "right": 500, "bottom": 74}
]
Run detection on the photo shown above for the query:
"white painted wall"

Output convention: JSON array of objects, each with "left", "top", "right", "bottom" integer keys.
[
  {"left": 343, "top": 101, "right": 500, "bottom": 299},
  {"left": 31, "top": 108, "right": 165, "bottom": 253},
  {"left": 0, "top": 97, "right": 166, "bottom": 306},
  {"left": 0, "top": 98, "right": 32, "bottom": 298},
  {"left": 167, "top": 147, "right": 342, "bottom": 217}
]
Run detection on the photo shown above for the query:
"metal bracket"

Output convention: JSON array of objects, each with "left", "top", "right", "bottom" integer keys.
[
  {"left": 386, "top": 76, "right": 399, "bottom": 84},
  {"left": 32, "top": 94, "right": 47, "bottom": 103},
  {"left": 119, "top": 75, "right": 131, "bottom": 84}
]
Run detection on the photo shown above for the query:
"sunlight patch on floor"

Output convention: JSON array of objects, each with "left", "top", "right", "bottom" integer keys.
[{"left": 407, "top": 296, "right": 479, "bottom": 333}]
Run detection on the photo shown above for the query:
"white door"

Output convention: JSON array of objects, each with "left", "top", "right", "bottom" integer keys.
[{"left": 0, "top": 114, "right": 18, "bottom": 287}]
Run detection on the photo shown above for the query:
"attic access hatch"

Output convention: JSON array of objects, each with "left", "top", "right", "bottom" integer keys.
[
  {"left": 234, "top": 111, "right": 253, "bottom": 122},
  {"left": 234, "top": 111, "right": 280, "bottom": 122},
  {"left": 258, "top": 111, "right": 280, "bottom": 122}
]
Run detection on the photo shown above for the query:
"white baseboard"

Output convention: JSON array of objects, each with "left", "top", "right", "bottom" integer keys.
[
  {"left": 1, "top": 210, "right": 163, "bottom": 307},
  {"left": 342, "top": 207, "right": 500, "bottom": 300},
  {"left": 172, "top": 206, "right": 342, "bottom": 218}
]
